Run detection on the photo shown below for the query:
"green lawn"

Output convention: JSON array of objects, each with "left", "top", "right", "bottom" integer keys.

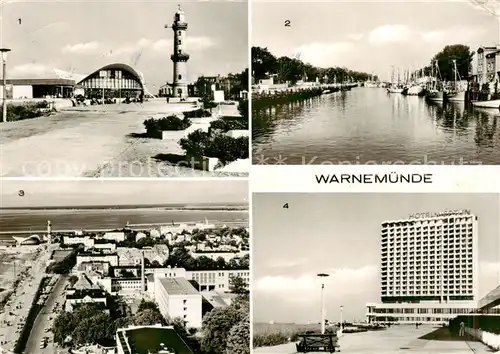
[{"left": 126, "top": 327, "right": 194, "bottom": 354}]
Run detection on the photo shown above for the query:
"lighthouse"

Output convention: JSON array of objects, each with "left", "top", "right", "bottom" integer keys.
[
  {"left": 166, "top": 5, "right": 190, "bottom": 99},
  {"left": 47, "top": 220, "right": 52, "bottom": 243}
]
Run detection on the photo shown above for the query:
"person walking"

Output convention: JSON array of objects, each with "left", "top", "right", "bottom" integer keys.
[{"left": 459, "top": 321, "right": 465, "bottom": 336}]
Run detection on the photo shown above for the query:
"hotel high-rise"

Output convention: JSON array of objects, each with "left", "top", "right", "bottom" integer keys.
[{"left": 366, "top": 209, "right": 479, "bottom": 324}]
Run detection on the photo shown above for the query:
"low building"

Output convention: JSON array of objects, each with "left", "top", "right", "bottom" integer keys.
[
  {"left": 154, "top": 277, "right": 202, "bottom": 328},
  {"left": 0, "top": 78, "right": 76, "bottom": 99},
  {"left": 12, "top": 234, "right": 41, "bottom": 246},
  {"left": 63, "top": 236, "right": 95, "bottom": 249},
  {"left": 66, "top": 289, "right": 108, "bottom": 312},
  {"left": 190, "top": 251, "right": 249, "bottom": 262},
  {"left": 103, "top": 232, "right": 126, "bottom": 242},
  {"left": 187, "top": 270, "right": 250, "bottom": 292},
  {"left": 75, "top": 261, "right": 110, "bottom": 276},
  {"left": 66, "top": 274, "right": 108, "bottom": 312},
  {"left": 76, "top": 253, "right": 119, "bottom": 267},
  {"left": 116, "top": 325, "right": 194, "bottom": 354}
]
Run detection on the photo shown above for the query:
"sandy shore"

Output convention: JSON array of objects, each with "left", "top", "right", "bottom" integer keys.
[{"left": 0, "top": 247, "right": 41, "bottom": 302}]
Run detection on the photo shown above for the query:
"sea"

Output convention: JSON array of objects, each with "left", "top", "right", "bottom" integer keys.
[{"left": 0, "top": 206, "right": 248, "bottom": 239}]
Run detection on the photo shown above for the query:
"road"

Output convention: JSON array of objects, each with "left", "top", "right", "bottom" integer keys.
[
  {"left": 25, "top": 274, "right": 68, "bottom": 354},
  {"left": 253, "top": 325, "right": 494, "bottom": 354},
  {"left": 0, "top": 245, "right": 56, "bottom": 353},
  {"left": 0, "top": 100, "right": 244, "bottom": 177}
]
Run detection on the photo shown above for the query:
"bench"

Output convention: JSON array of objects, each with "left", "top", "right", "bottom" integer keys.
[{"left": 296, "top": 333, "right": 340, "bottom": 353}]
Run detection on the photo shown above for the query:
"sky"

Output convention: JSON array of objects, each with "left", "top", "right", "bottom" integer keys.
[
  {"left": 253, "top": 193, "right": 500, "bottom": 324},
  {"left": 252, "top": 0, "right": 500, "bottom": 81},
  {"left": 0, "top": 179, "right": 249, "bottom": 208},
  {"left": 1, "top": 0, "right": 248, "bottom": 90}
]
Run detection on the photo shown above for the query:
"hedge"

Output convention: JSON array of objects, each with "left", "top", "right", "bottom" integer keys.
[
  {"left": 1, "top": 101, "right": 52, "bottom": 122},
  {"left": 179, "top": 130, "right": 249, "bottom": 165},
  {"left": 13, "top": 277, "right": 49, "bottom": 353},
  {"left": 143, "top": 116, "right": 192, "bottom": 138},
  {"left": 209, "top": 116, "right": 248, "bottom": 132},
  {"left": 183, "top": 109, "right": 212, "bottom": 119}
]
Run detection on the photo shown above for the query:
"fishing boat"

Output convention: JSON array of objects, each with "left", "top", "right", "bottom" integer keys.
[
  {"left": 447, "top": 59, "right": 466, "bottom": 102},
  {"left": 425, "top": 61, "right": 445, "bottom": 102},
  {"left": 387, "top": 66, "right": 406, "bottom": 93}
]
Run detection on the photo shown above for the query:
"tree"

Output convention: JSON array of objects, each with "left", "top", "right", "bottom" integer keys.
[
  {"left": 134, "top": 308, "right": 166, "bottom": 326},
  {"left": 252, "top": 47, "right": 278, "bottom": 81},
  {"left": 53, "top": 311, "right": 74, "bottom": 345},
  {"left": 72, "top": 312, "right": 115, "bottom": 346},
  {"left": 432, "top": 44, "right": 474, "bottom": 81},
  {"left": 229, "top": 276, "right": 248, "bottom": 295},
  {"left": 200, "top": 306, "right": 244, "bottom": 354},
  {"left": 226, "top": 315, "right": 250, "bottom": 354},
  {"left": 137, "top": 299, "right": 160, "bottom": 313},
  {"left": 68, "top": 275, "right": 78, "bottom": 287},
  {"left": 201, "top": 295, "right": 249, "bottom": 354}
]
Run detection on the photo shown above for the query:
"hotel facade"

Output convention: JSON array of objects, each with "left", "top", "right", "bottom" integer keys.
[{"left": 366, "top": 209, "right": 479, "bottom": 324}]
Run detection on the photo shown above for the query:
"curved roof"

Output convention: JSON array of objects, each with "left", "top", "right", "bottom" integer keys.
[
  {"left": 77, "top": 63, "right": 145, "bottom": 88},
  {"left": 13, "top": 234, "right": 41, "bottom": 245}
]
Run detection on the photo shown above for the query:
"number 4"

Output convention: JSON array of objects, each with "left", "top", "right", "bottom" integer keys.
[{"left": 283, "top": 203, "right": 289, "bottom": 209}]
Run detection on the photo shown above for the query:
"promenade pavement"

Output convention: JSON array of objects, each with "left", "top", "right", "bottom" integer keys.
[
  {"left": 0, "top": 100, "right": 245, "bottom": 177},
  {"left": 253, "top": 325, "right": 494, "bottom": 354}
]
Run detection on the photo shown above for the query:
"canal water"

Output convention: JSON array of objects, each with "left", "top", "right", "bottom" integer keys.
[{"left": 252, "top": 88, "right": 500, "bottom": 165}]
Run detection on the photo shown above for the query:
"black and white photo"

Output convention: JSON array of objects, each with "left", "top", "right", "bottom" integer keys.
[
  {"left": 0, "top": 179, "right": 249, "bottom": 354},
  {"left": 252, "top": 1, "right": 500, "bottom": 165},
  {"left": 252, "top": 193, "right": 500, "bottom": 353},
  {"left": 0, "top": 1, "right": 249, "bottom": 177}
]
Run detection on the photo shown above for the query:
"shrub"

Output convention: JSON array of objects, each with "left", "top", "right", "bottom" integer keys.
[
  {"left": 210, "top": 116, "right": 248, "bottom": 132},
  {"left": 183, "top": 109, "right": 212, "bottom": 119},
  {"left": 179, "top": 130, "right": 249, "bottom": 165},
  {"left": 2, "top": 102, "right": 52, "bottom": 122},
  {"left": 143, "top": 115, "right": 191, "bottom": 138}
]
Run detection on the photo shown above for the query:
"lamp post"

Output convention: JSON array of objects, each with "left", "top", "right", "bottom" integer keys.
[
  {"left": 317, "top": 273, "right": 329, "bottom": 334},
  {"left": 1, "top": 48, "right": 10, "bottom": 123},
  {"left": 340, "top": 305, "right": 344, "bottom": 336}
]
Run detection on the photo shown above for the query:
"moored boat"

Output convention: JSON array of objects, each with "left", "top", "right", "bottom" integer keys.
[
  {"left": 472, "top": 99, "right": 500, "bottom": 109},
  {"left": 407, "top": 85, "right": 423, "bottom": 96},
  {"left": 447, "top": 91, "right": 466, "bottom": 102},
  {"left": 426, "top": 90, "right": 444, "bottom": 102}
]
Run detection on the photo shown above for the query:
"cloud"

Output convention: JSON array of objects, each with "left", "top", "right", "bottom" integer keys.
[
  {"left": 347, "top": 33, "right": 364, "bottom": 41},
  {"left": 254, "top": 265, "right": 378, "bottom": 300},
  {"left": 368, "top": 24, "right": 414, "bottom": 45},
  {"left": 420, "top": 26, "right": 486, "bottom": 43},
  {"left": 9, "top": 63, "right": 53, "bottom": 78},
  {"left": 61, "top": 41, "right": 100, "bottom": 55},
  {"left": 293, "top": 42, "right": 356, "bottom": 67}
]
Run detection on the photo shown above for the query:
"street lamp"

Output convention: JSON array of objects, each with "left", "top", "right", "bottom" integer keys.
[
  {"left": 1, "top": 47, "right": 11, "bottom": 123},
  {"left": 317, "top": 273, "right": 329, "bottom": 334},
  {"left": 340, "top": 305, "right": 344, "bottom": 336}
]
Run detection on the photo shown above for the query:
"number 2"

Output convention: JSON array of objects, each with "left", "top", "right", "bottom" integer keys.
[{"left": 284, "top": 20, "right": 291, "bottom": 27}]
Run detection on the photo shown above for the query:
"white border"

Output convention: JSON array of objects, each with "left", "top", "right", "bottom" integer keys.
[{"left": 251, "top": 165, "right": 500, "bottom": 193}]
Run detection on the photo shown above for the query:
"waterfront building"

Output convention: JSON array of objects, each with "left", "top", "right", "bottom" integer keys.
[
  {"left": 475, "top": 46, "right": 500, "bottom": 91},
  {"left": 102, "top": 232, "right": 126, "bottom": 242},
  {"left": 63, "top": 235, "right": 95, "bottom": 249},
  {"left": 154, "top": 277, "right": 203, "bottom": 328},
  {"left": 116, "top": 325, "right": 194, "bottom": 354},
  {"left": 366, "top": 209, "right": 479, "bottom": 324}
]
